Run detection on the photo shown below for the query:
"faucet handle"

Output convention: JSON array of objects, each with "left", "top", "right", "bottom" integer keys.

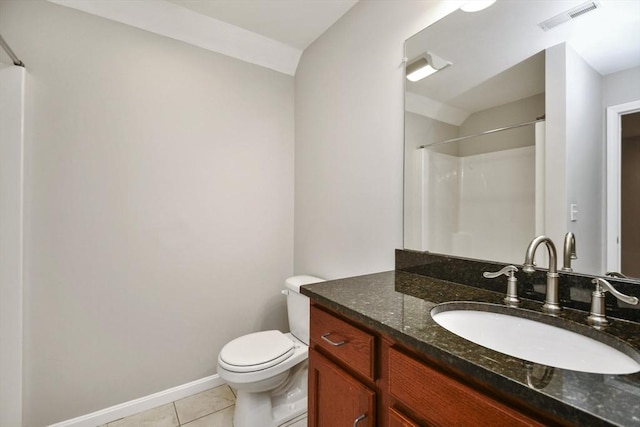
[
  {"left": 606, "top": 271, "right": 628, "bottom": 279},
  {"left": 593, "top": 278, "right": 639, "bottom": 305},
  {"left": 483, "top": 266, "right": 519, "bottom": 307},
  {"left": 587, "top": 278, "right": 639, "bottom": 328},
  {"left": 483, "top": 265, "right": 518, "bottom": 279}
]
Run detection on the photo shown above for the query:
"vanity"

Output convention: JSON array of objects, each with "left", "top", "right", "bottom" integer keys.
[
  {"left": 302, "top": 2, "right": 640, "bottom": 424},
  {"left": 302, "top": 251, "right": 640, "bottom": 426}
]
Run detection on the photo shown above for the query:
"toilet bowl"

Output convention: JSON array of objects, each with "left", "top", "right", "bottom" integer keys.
[{"left": 217, "top": 275, "right": 324, "bottom": 427}]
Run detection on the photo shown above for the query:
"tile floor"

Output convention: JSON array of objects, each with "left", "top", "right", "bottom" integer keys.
[{"left": 100, "top": 385, "right": 307, "bottom": 427}]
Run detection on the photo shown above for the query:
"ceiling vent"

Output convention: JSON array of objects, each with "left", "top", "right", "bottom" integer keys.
[{"left": 538, "top": 1, "right": 601, "bottom": 31}]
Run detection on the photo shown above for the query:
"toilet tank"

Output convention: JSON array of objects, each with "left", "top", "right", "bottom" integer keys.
[{"left": 284, "top": 275, "right": 325, "bottom": 345}]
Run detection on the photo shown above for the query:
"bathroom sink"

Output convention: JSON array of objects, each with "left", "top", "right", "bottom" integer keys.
[{"left": 431, "top": 302, "right": 640, "bottom": 375}]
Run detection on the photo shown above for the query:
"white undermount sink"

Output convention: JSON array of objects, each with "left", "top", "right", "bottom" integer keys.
[{"left": 431, "top": 302, "right": 640, "bottom": 375}]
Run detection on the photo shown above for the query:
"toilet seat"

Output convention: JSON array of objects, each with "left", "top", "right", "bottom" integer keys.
[{"left": 219, "top": 330, "right": 295, "bottom": 373}]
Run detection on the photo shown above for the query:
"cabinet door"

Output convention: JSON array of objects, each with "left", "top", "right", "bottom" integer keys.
[{"left": 308, "top": 348, "right": 375, "bottom": 427}]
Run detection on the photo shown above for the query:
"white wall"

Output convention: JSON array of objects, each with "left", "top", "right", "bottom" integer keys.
[
  {"left": 564, "top": 45, "right": 603, "bottom": 274},
  {"left": 603, "top": 66, "right": 640, "bottom": 108},
  {"left": 544, "top": 44, "right": 570, "bottom": 266},
  {"left": 546, "top": 43, "right": 603, "bottom": 275},
  {"left": 0, "top": 1, "right": 294, "bottom": 425},
  {"left": 294, "top": 0, "right": 462, "bottom": 279},
  {"left": 0, "top": 62, "right": 25, "bottom": 427}
]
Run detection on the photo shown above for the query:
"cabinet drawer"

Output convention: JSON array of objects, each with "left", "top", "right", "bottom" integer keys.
[
  {"left": 388, "top": 407, "right": 419, "bottom": 427},
  {"left": 310, "top": 305, "right": 375, "bottom": 381},
  {"left": 388, "top": 347, "right": 543, "bottom": 426}
]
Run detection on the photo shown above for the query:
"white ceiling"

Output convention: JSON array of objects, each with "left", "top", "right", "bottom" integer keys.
[
  {"left": 165, "top": 0, "right": 358, "bottom": 50},
  {"left": 48, "top": 0, "right": 358, "bottom": 75},
  {"left": 406, "top": 0, "right": 640, "bottom": 121}
]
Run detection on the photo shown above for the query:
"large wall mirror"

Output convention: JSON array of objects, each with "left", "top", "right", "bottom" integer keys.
[{"left": 404, "top": 0, "right": 640, "bottom": 280}]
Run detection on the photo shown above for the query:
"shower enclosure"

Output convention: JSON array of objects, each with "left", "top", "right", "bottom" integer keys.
[{"left": 404, "top": 115, "right": 546, "bottom": 266}]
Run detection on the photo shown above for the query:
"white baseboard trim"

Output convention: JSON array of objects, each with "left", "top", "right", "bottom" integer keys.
[{"left": 48, "top": 374, "right": 225, "bottom": 427}]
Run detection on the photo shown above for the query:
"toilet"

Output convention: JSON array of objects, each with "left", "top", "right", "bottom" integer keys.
[{"left": 217, "top": 275, "right": 324, "bottom": 427}]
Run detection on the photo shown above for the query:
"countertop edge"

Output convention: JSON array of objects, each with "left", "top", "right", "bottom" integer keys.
[{"left": 301, "top": 271, "right": 634, "bottom": 427}]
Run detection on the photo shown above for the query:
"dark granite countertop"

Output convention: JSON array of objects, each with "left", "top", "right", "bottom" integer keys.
[{"left": 301, "top": 270, "right": 640, "bottom": 427}]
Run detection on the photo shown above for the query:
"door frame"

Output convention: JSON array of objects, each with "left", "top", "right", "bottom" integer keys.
[{"left": 606, "top": 100, "right": 640, "bottom": 273}]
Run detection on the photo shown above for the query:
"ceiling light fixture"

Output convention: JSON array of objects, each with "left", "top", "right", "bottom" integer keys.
[
  {"left": 460, "top": 0, "right": 497, "bottom": 13},
  {"left": 406, "top": 52, "right": 452, "bottom": 82}
]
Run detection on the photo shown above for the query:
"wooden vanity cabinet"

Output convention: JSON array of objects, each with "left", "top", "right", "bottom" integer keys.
[
  {"left": 308, "top": 348, "right": 376, "bottom": 427},
  {"left": 387, "top": 347, "right": 544, "bottom": 426},
  {"left": 308, "top": 302, "right": 551, "bottom": 427},
  {"left": 388, "top": 407, "right": 420, "bottom": 427},
  {"left": 308, "top": 304, "right": 376, "bottom": 427}
]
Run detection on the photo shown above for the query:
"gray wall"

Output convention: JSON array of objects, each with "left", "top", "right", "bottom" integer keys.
[
  {"left": 294, "top": 0, "right": 459, "bottom": 279},
  {"left": 0, "top": 1, "right": 294, "bottom": 425}
]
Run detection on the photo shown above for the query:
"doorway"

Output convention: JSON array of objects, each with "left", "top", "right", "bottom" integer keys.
[
  {"left": 620, "top": 112, "right": 640, "bottom": 277},
  {"left": 606, "top": 101, "right": 640, "bottom": 278}
]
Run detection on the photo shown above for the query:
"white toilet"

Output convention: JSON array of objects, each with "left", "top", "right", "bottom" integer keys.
[{"left": 217, "top": 275, "right": 324, "bottom": 427}]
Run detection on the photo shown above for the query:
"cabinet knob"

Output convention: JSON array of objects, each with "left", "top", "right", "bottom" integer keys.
[
  {"left": 321, "top": 332, "right": 346, "bottom": 346},
  {"left": 353, "top": 414, "right": 367, "bottom": 426}
]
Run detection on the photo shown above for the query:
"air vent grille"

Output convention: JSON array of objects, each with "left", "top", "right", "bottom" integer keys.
[{"left": 538, "top": 1, "right": 600, "bottom": 31}]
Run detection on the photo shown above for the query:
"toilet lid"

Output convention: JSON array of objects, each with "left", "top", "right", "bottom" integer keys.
[{"left": 219, "top": 330, "right": 294, "bottom": 373}]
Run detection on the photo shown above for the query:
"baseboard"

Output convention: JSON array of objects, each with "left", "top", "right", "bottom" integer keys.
[{"left": 48, "top": 374, "right": 225, "bottom": 427}]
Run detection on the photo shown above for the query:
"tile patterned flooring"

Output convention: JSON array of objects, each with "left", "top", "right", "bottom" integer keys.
[{"left": 100, "top": 385, "right": 307, "bottom": 427}]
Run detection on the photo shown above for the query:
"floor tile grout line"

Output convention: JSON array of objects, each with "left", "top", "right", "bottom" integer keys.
[
  {"left": 100, "top": 385, "right": 238, "bottom": 427},
  {"left": 177, "top": 401, "right": 235, "bottom": 426},
  {"left": 173, "top": 401, "right": 181, "bottom": 427},
  {"left": 174, "top": 385, "right": 236, "bottom": 426}
]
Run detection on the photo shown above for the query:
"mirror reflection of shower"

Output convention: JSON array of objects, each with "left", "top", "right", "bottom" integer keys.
[
  {"left": 404, "top": 0, "right": 640, "bottom": 278},
  {"left": 404, "top": 93, "right": 545, "bottom": 266}
]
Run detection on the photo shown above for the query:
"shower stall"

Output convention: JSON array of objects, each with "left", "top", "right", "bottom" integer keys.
[{"left": 405, "top": 116, "right": 546, "bottom": 266}]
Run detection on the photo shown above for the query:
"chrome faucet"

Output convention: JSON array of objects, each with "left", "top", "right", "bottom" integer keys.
[
  {"left": 523, "top": 236, "right": 561, "bottom": 314},
  {"left": 560, "top": 232, "right": 577, "bottom": 272},
  {"left": 587, "top": 278, "right": 639, "bottom": 329}
]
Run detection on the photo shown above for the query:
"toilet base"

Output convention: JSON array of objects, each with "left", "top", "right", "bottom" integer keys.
[
  {"left": 232, "top": 392, "right": 307, "bottom": 427},
  {"left": 231, "top": 361, "right": 308, "bottom": 427}
]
